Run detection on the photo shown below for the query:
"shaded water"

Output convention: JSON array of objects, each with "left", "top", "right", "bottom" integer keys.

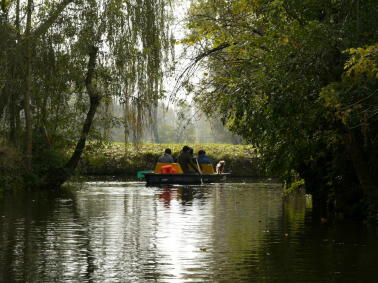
[{"left": 0, "top": 182, "right": 377, "bottom": 282}]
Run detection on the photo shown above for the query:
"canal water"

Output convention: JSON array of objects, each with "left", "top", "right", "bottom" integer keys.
[{"left": 0, "top": 181, "right": 377, "bottom": 282}]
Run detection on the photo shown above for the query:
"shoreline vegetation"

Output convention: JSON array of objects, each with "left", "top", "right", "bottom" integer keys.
[
  {"left": 0, "top": 142, "right": 265, "bottom": 193},
  {"left": 80, "top": 142, "right": 263, "bottom": 178}
]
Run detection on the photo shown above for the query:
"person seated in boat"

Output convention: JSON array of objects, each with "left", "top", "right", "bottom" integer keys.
[
  {"left": 189, "top": 147, "right": 194, "bottom": 157},
  {"left": 216, "top": 160, "right": 225, "bottom": 174},
  {"left": 189, "top": 147, "right": 197, "bottom": 163},
  {"left": 158, "top": 148, "right": 175, "bottom": 163},
  {"left": 197, "top": 150, "right": 212, "bottom": 164},
  {"left": 177, "top": 145, "right": 201, "bottom": 174}
]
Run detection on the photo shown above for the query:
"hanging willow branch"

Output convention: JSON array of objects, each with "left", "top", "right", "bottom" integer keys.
[{"left": 0, "top": 0, "right": 174, "bottom": 187}]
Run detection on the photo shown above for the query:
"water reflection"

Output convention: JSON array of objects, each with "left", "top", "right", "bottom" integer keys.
[
  {"left": 157, "top": 186, "right": 198, "bottom": 207},
  {"left": 0, "top": 182, "right": 377, "bottom": 282}
]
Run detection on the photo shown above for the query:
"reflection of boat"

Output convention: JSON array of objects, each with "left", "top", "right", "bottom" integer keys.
[{"left": 144, "top": 162, "right": 229, "bottom": 185}]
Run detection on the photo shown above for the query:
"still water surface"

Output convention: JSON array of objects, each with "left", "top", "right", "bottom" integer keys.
[{"left": 0, "top": 181, "right": 377, "bottom": 282}]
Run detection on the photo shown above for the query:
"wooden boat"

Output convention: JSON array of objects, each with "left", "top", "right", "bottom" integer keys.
[
  {"left": 143, "top": 162, "right": 229, "bottom": 185},
  {"left": 144, "top": 172, "right": 229, "bottom": 185}
]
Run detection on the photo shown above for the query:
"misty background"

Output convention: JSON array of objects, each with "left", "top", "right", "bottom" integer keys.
[{"left": 107, "top": 101, "right": 242, "bottom": 144}]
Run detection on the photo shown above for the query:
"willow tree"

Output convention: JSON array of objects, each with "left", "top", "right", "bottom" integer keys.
[
  {"left": 182, "top": 0, "right": 378, "bottom": 217},
  {"left": 0, "top": 0, "right": 174, "bottom": 188}
]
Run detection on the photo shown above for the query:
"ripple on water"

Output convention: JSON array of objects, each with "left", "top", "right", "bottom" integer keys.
[{"left": 0, "top": 181, "right": 377, "bottom": 282}]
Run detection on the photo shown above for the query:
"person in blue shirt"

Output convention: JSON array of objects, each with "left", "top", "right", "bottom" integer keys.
[{"left": 197, "top": 150, "right": 212, "bottom": 164}]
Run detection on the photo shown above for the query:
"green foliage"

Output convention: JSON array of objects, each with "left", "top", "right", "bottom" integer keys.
[
  {"left": 0, "top": 146, "right": 24, "bottom": 191},
  {"left": 344, "top": 46, "right": 378, "bottom": 80},
  {"left": 284, "top": 179, "right": 305, "bottom": 196},
  {"left": 183, "top": 0, "right": 378, "bottom": 217},
  {"left": 80, "top": 142, "right": 261, "bottom": 177},
  {"left": 0, "top": 0, "right": 174, "bottom": 187},
  {"left": 32, "top": 144, "right": 69, "bottom": 185},
  {"left": 321, "top": 44, "right": 378, "bottom": 128}
]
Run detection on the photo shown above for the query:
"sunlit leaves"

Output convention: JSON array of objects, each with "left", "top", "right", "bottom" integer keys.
[
  {"left": 183, "top": 0, "right": 378, "bottom": 179},
  {"left": 344, "top": 45, "right": 378, "bottom": 80},
  {"left": 320, "top": 44, "right": 378, "bottom": 129}
]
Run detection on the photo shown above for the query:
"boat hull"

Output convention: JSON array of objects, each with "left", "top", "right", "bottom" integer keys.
[{"left": 144, "top": 173, "right": 229, "bottom": 185}]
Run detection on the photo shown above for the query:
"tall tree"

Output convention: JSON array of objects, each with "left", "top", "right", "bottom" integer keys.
[{"left": 183, "top": 0, "right": 378, "bottom": 216}]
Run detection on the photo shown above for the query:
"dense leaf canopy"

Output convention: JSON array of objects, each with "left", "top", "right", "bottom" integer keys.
[{"left": 183, "top": 0, "right": 378, "bottom": 215}]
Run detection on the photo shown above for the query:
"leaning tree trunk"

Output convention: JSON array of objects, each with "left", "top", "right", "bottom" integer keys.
[{"left": 46, "top": 45, "right": 100, "bottom": 188}]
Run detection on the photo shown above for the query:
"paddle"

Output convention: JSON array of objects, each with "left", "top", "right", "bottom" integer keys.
[{"left": 195, "top": 157, "right": 203, "bottom": 185}]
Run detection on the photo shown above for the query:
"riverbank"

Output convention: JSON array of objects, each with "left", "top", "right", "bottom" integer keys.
[
  {"left": 0, "top": 142, "right": 264, "bottom": 193},
  {"left": 79, "top": 142, "right": 263, "bottom": 177}
]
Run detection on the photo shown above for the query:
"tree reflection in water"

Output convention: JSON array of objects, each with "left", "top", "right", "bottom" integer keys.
[{"left": 0, "top": 182, "right": 377, "bottom": 282}]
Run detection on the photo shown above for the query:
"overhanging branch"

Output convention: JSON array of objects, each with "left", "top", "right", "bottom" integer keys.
[{"left": 32, "top": 0, "right": 74, "bottom": 38}]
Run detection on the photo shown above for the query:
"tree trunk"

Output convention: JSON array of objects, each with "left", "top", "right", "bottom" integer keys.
[
  {"left": 297, "top": 160, "right": 330, "bottom": 218},
  {"left": 344, "top": 131, "right": 378, "bottom": 197},
  {"left": 23, "top": 0, "right": 33, "bottom": 171},
  {"left": 46, "top": 45, "right": 100, "bottom": 188},
  {"left": 9, "top": 0, "right": 20, "bottom": 146},
  {"left": 123, "top": 97, "right": 130, "bottom": 144},
  {"left": 151, "top": 103, "right": 159, "bottom": 143},
  {"left": 9, "top": 89, "right": 17, "bottom": 144}
]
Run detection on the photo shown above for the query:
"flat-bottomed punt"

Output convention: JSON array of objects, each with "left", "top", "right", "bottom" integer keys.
[
  {"left": 143, "top": 162, "right": 229, "bottom": 185},
  {"left": 144, "top": 172, "right": 229, "bottom": 185}
]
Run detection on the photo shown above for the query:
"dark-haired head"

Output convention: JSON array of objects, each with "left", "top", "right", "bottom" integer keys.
[
  {"left": 182, "top": 145, "right": 190, "bottom": 152},
  {"left": 198, "top": 150, "right": 205, "bottom": 156},
  {"left": 165, "top": 148, "right": 172, "bottom": 154}
]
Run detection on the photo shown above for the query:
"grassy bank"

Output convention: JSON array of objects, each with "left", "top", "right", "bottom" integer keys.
[
  {"left": 0, "top": 142, "right": 263, "bottom": 192},
  {"left": 80, "top": 142, "right": 263, "bottom": 177}
]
